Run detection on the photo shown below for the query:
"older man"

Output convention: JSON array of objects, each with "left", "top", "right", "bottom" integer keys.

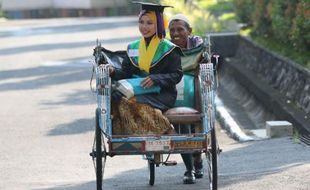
[
  {"left": 169, "top": 14, "right": 203, "bottom": 49},
  {"left": 169, "top": 14, "right": 204, "bottom": 184}
]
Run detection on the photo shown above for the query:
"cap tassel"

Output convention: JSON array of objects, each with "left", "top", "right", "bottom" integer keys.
[{"left": 156, "top": 12, "right": 165, "bottom": 39}]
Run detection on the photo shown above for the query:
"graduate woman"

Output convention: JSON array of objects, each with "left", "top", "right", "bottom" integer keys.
[{"left": 109, "top": 2, "right": 183, "bottom": 135}]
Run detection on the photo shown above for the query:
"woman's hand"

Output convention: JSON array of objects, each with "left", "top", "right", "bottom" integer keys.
[{"left": 140, "top": 77, "right": 154, "bottom": 88}]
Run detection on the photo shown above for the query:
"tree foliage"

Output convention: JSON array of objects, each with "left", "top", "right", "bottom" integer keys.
[{"left": 233, "top": 0, "right": 309, "bottom": 53}]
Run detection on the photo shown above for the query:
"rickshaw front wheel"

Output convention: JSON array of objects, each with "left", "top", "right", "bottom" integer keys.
[
  {"left": 95, "top": 108, "right": 107, "bottom": 190},
  {"left": 148, "top": 160, "right": 155, "bottom": 186}
]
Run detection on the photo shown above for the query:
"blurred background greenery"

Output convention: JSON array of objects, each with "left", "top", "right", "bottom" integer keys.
[
  {"left": 161, "top": 0, "right": 309, "bottom": 69},
  {"left": 161, "top": 0, "right": 237, "bottom": 35},
  {"left": 232, "top": 0, "right": 309, "bottom": 68},
  {"left": 0, "top": 0, "right": 308, "bottom": 68},
  {"left": 0, "top": 3, "right": 4, "bottom": 18}
]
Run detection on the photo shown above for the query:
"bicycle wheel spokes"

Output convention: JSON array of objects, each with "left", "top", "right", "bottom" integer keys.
[
  {"left": 91, "top": 108, "right": 107, "bottom": 190},
  {"left": 206, "top": 127, "right": 218, "bottom": 190}
]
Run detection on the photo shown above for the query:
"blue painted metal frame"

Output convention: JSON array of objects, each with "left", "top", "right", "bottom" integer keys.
[
  {"left": 94, "top": 46, "right": 217, "bottom": 156},
  {"left": 95, "top": 65, "right": 112, "bottom": 138}
]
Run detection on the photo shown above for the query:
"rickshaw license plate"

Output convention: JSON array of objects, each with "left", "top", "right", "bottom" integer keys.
[
  {"left": 145, "top": 140, "right": 171, "bottom": 151},
  {"left": 174, "top": 141, "right": 203, "bottom": 149}
]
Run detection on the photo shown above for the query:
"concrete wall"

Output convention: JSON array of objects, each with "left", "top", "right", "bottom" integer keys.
[
  {"left": 209, "top": 34, "right": 310, "bottom": 115},
  {"left": 2, "top": 0, "right": 132, "bottom": 18},
  {"left": 91, "top": 0, "right": 127, "bottom": 8},
  {"left": 236, "top": 37, "right": 310, "bottom": 114},
  {"left": 210, "top": 32, "right": 239, "bottom": 58},
  {"left": 53, "top": 0, "right": 91, "bottom": 9},
  {"left": 2, "top": 0, "right": 127, "bottom": 10},
  {"left": 216, "top": 34, "right": 310, "bottom": 134},
  {"left": 3, "top": 0, "right": 52, "bottom": 10}
]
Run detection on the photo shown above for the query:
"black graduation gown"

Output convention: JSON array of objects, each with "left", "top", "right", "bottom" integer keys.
[{"left": 112, "top": 48, "right": 183, "bottom": 112}]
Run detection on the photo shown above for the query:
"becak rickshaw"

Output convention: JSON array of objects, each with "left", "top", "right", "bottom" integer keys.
[{"left": 89, "top": 32, "right": 220, "bottom": 190}]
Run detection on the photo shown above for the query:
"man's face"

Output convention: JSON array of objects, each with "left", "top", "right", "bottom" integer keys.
[{"left": 169, "top": 20, "right": 192, "bottom": 48}]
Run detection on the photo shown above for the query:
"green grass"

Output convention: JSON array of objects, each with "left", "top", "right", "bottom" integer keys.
[
  {"left": 0, "top": 9, "right": 4, "bottom": 18},
  {"left": 293, "top": 128, "right": 301, "bottom": 144}
]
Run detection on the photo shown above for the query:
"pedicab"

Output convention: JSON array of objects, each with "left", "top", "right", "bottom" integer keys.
[{"left": 89, "top": 36, "right": 220, "bottom": 190}]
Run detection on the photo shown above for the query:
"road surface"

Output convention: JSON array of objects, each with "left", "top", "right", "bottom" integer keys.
[{"left": 0, "top": 17, "right": 309, "bottom": 190}]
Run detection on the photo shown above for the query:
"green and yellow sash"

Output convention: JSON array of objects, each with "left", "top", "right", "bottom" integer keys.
[{"left": 127, "top": 37, "right": 176, "bottom": 73}]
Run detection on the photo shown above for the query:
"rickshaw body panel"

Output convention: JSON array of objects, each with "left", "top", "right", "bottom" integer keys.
[{"left": 108, "top": 135, "right": 208, "bottom": 155}]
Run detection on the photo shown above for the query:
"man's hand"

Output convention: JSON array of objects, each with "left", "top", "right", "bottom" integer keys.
[
  {"left": 140, "top": 77, "right": 154, "bottom": 88},
  {"left": 99, "top": 64, "right": 114, "bottom": 75},
  {"left": 108, "top": 64, "right": 115, "bottom": 75}
]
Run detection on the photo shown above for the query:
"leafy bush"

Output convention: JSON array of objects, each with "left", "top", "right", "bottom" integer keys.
[
  {"left": 290, "top": 0, "right": 310, "bottom": 52},
  {"left": 204, "top": 0, "right": 234, "bottom": 14},
  {"left": 269, "top": 0, "right": 297, "bottom": 45},
  {"left": 232, "top": 0, "right": 254, "bottom": 24},
  {"left": 252, "top": 0, "right": 272, "bottom": 37},
  {"left": 233, "top": 0, "right": 309, "bottom": 66}
]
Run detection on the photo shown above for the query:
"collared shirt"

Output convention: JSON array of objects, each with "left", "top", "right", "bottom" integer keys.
[{"left": 187, "top": 35, "right": 204, "bottom": 49}]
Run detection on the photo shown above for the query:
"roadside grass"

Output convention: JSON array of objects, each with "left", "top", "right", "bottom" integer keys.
[
  {"left": 0, "top": 9, "right": 4, "bottom": 18},
  {"left": 293, "top": 128, "right": 301, "bottom": 144}
]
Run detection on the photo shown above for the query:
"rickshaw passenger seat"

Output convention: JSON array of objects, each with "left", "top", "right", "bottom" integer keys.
[
  {"left": 164, "top": 107, "right": 201, "bottom": 124},
  {"left": 164, "top": 48, "right": 203, "bottom": 126}
]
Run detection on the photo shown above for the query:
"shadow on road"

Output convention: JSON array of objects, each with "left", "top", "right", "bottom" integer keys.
[
  {"left": 41, "top": 89, "right": 94, "bottom": 106},
  {"left": 0, "top": 56, "right": 93, "bottom": 92},
  {"left": 38, "top": 137, "right": 310, "bottom": 189},
  {"left": 32, "top": 181, "right": 95, "bottom": 190},
  {"left": 0, "top": 20, "right": 137, "bottom": 38},
  {"left": 218, "top": 137, "right": 310, "bottom": 188},
  {"left": 0, "top": 36, "right": 138, "bottom": 56},
  {"left": 47, "top": 118, "right": 94, "bottom": 136}
]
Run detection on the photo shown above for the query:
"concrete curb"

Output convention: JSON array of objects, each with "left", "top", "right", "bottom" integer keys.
[
  {"left": 215, "top": 96, "right": 255, "bottom": 142},
  {"left": 226, "top": 57, "right": 310, "bottom": 136}
]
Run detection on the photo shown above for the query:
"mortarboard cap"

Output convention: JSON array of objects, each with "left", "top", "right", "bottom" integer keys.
[
  {"left": 132, "top": 1, "right": 173, "bottom": 13},
  {"left": 132, "top": 1, "right": 173, "bottom": 38}
]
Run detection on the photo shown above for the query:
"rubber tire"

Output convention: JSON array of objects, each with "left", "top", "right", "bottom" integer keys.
[
  {"left": 148, "top": 160, "right": 155, "bottom": 186},
  {"left": 209, "top": 127, "right": 218, "bottom": 190},
  {"left": 96, "top": 108, "right": 103, "bottom": 190}
]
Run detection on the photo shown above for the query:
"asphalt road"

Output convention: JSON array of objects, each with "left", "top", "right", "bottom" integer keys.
[{"left": 0, "top": 17, "right": 309, "bottom": 190}]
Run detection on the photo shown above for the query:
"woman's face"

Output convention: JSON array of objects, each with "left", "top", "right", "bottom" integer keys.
[{"left": 139, "top": 14, "right": 156, "bottom": 38}]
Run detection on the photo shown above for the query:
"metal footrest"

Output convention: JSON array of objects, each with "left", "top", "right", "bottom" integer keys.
[{"left": 164, "top": 160, "right": 177, "bottom": 166}]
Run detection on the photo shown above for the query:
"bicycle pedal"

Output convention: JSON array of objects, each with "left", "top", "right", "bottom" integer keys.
[{"left": 164, "top": 161, "right": 177, "bottom": 166}]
